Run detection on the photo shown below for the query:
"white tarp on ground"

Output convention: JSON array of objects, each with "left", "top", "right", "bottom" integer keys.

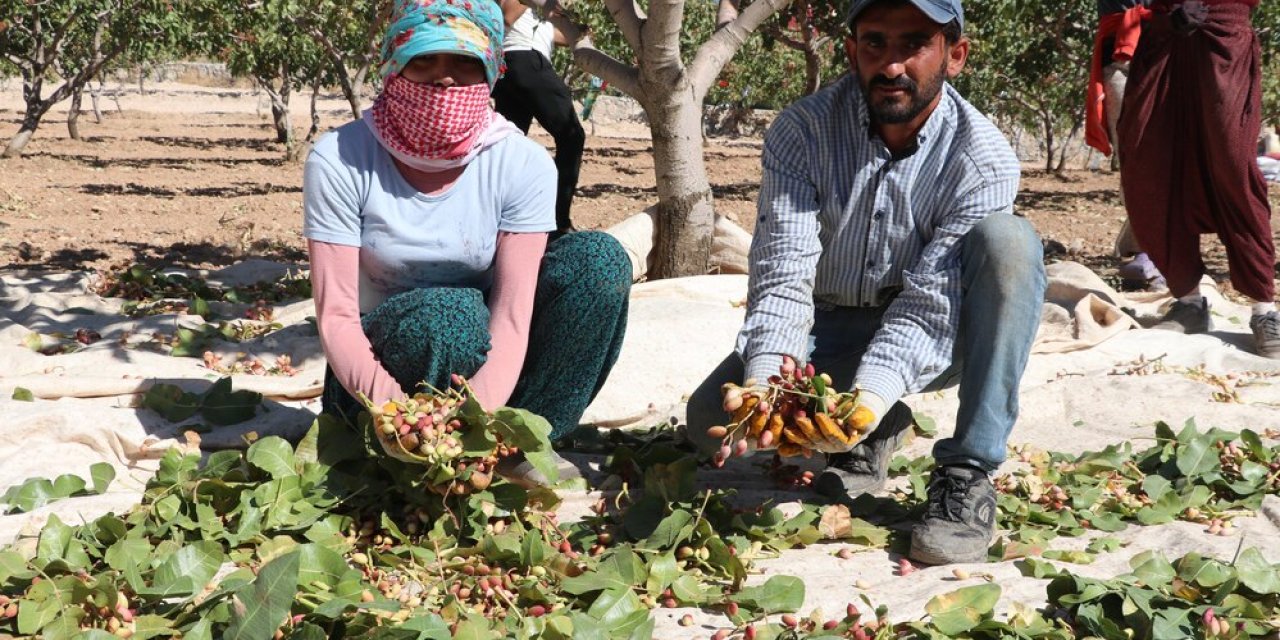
[{"left": 2, "top": 258, "right": 1279, "bottom": 637}]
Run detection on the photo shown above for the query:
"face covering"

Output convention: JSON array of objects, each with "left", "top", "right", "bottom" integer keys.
[{"left": 365, "top": 73, "right": 508, "bottom": 172}]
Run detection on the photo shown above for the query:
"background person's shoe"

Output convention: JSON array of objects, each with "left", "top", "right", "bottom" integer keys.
[
  {"left": 1117, "top": 253, "right": 1166, "bottom": 291},
  {"left": 1251, "top": 311, "right": 1280, "bottom": 359},
  {"left": 908, "top": 464, "right": 997, "bottom": 565},
  {"left": 815, "top": 403, "right": 914, "bottom": 499},
  {"left": 1152, "top": 298, "right": 1211, "bottom": 334}
]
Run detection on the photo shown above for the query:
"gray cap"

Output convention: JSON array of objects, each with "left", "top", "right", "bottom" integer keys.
[{"left": 846, "top": 0, "right": 965, "bottom": 31}]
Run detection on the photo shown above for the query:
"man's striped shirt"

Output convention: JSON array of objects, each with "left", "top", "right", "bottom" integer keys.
[{"left": 736, "top": 74, "right": 1022, "bottom": 406}]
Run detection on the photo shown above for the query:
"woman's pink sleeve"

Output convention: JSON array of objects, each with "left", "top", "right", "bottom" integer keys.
[
  {"left": 308, "top": 239, "right": 404, "bottom": 406},
  {"left": 466, "top": 232, "right": 547, "bottom": 409}
]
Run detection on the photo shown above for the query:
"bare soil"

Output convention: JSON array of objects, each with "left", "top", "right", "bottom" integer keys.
[{"left": 1, "top": 82, "right": 1277, "bottom": 300}]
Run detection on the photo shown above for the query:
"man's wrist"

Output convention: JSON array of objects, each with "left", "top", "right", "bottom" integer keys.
[{"left": 744, "top": 353, "right": 785, "bottom": 386}]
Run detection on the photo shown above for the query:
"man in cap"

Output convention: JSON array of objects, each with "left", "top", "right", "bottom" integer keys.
[{"left": 686, "top": 0, "right": 1046, "bottom": 565}]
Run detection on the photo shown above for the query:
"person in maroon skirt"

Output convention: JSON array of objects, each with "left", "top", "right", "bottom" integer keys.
[{"left": 1117, "top": 0, "right": 1279, "bottom": 358}]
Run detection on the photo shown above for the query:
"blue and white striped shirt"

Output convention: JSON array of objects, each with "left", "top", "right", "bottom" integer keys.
[{"left": 736, "top": 74, "right": 1021, "bottom": 406}]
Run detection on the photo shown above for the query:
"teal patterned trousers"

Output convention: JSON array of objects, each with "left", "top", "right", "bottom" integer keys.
[{"left": 322, "top": 231, "right": 632, "bottom": 441}]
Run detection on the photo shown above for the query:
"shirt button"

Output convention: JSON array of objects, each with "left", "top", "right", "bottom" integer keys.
[
  {"left": 866, "top": 260, "right": 876, "bottom": 267},
  {"left": 874, "top": 210, "right": 885, "bottom": 220}
]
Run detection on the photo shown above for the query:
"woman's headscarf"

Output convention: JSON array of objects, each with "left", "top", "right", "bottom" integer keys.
[
  {"left": 379, "top": 0, "right": 507, "bottom": 88},
  {"left": 365, "top": 0, "right": 519, "bottom": 171}
]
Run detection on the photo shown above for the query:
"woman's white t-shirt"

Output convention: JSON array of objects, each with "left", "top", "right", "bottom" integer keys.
[{"left": 302, "top": 120, "right": 557, "bottom": 313}]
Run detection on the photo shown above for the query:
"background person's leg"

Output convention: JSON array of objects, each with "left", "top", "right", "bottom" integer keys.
[
  {"left": 521, "top": 54, "right": 586, "bottom": 231},
  {"left": 507, "top": 231, "right": 632, "bottom": 441},
  {"left": 491, "top": 51, "right": 539, "bottom": 133}
]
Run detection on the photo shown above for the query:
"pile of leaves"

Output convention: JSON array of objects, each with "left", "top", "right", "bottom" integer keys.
[
  {"left": 1, "top": 411, "right": 1277, "bottom": 639},
  {"left": 0, "top": 411, "right": 892, "bottom": 639},
  {"left": 988, "top": 420, "right": 1280, "bottom": 558},
  {"left": 92, "top": 263, "right": 312, "bottom": 316}
]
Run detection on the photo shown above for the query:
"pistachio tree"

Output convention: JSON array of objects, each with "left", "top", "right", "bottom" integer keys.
[
  {"left": 570, "top": 0, "right": 792, "bottom": 278},
  {"left": 0, "top": 0, "right": 190, "bottom": 157}
]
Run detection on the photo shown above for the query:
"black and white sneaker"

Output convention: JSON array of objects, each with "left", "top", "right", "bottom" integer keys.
[{"left": 908, "top": 464, "right": 997, "bottom": 565}]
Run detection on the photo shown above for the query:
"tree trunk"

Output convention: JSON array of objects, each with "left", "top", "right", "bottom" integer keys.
[
  {"left": 1042, "top": 115, "right": 1055, "bottom": 172},
  {"left": 1055, "top": 117, "right": 1083, "bottom": 174},
  {"left": 3, "top": 106, "right": 49, "bottom": 158},
  {"left": 647, "top": 93, "right": 716, "bottom": 279},
  {"left": 306, "top": 82, "right": 321, "bottom": 143},
  {"left": 348, "top": 65, "right": 370, "bottom": 119},
  {"left": 803, "top": 45, "right": 822, "bottom": 95},
  {"left": 89, "top": 78, "right": 104, "bottom": 123},
  {"left": 264, "top": 83, "right": 293, "bottom": 145},
  {"left": 67, "top": 85, "right": 85, "bottom": 141}
]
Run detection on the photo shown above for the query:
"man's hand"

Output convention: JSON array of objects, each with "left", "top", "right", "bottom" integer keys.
[{"left": 840, "top": 387, "right": 887, "bottom": 441}]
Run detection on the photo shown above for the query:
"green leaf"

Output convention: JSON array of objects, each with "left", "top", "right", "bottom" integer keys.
[
  {"left": 199, "top": 377, "right": 262, "bottom": 425},
  {"left": 246, "top": 436, "right": 298, "bottom": 478},
  {"left": 1085, "top": 537, "right": 1124, "bottom": 554},
  {"left": 35, "top": 514, "right": 73, "bottom": 566},
  {"left": 1142, "top": 475, "right": 1172, "bottom": 503},
  {"left": 142, "top": 383, "right": 201, "bottom": 422},
  {"left": 560, "top": 549, "right": 646, "bottom": 595},
  {"left": 1, "top": 477, "right": 56, "bottom": 514},
  {"left": 912, "top": 411, "right": 938, "bottom": 437},
  {"left": 190, "top": 296, "right": 212, "bottom": 318},
  {"left": 12, "top": 387, "right": 34, "bottom": 401},
  {"left": 1043, "top": 549, "right": 1095, "bottom": 564},
  {"left": 731, "top": 575, "right": 805, "bottom": 613},
  {"left": 149, "top": 541, "right": 225, "bottom": 598},
  {"left": 89, "top": 463, "right": 117, "bottom": 495},
  {"left": 226, "top": 550, "right": 300, "bottom": 640},
  {"left": 670, "top": 574, "right": 713, "bottom": 604},
  {"left": 0, "top": 550, "right": 35, "bottom": 582},
  {"left": 644, "top": 509, "right": 693, "bottom": 550},
  {"left": 1175, "top": 436, "right": 1217, "bottom": 478},
  {"left": 1240, "top": 430, "right": 1271, "bottom": 463},
  {"left": 645, "top": 553, "right": 680, "bottom": 595},
  {"left": 924, "top": 583, "right": 1002, "bottom": 636},
  {"left": 1130, "top": 551, "right": 1177, "bottom": 587},
  {"left": 586, "top": 587, "right": 646, "bottom": 633},
  {"left": 50, "top": 474, "right": 87, "bottom": 499},
  {"left": 1234, "top": 547, "right": 1280, "bottom": 594}
]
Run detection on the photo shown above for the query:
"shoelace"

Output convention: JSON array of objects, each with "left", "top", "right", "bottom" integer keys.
[
  {"left": 924, "top": 471, "right": 974, "bottom": 522},
  {"left": 1256, "top": 313, "right": 1280, "bottom": 340}
]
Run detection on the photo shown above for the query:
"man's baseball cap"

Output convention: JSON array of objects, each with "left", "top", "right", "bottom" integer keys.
[{"left": 845, "top": 0, "right": 965, "bottom": 31}]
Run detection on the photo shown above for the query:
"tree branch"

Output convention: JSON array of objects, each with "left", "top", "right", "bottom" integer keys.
[
  {"left": 43, "top": 3, "right": 88, "bottom": 69},
  {"left": 689, "top": 0, "right": 792, "bottom": 100},
  {"left": 572, "top": 38, "right": 642, "bottom": 100},
  {"left": 601, "top": 0, "right": 644, "bottom": 53},
  {"left": 716, "top": 0, "right": 739, "bottom": 28},
  {"left": 643, "top": 0, "right": 685, "bottom": 71}
]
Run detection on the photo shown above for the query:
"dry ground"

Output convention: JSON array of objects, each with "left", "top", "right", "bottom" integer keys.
[{"left": 1, "top": 82, "right": 1278, "bottom": 300}]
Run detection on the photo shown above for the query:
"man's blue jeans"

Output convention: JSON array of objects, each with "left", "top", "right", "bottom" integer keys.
[{"left": 686, "top": 214, "right": 1046, "bottom": 472}]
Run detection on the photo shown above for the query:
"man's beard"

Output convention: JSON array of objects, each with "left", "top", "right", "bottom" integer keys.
[{"left": 859, "top": 63, "right": 946, "bottom": 125}]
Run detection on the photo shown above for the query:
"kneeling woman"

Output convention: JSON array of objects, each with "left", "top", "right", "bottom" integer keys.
[{"left": 303, "top": 0, "right": 631, "bottom": 484}]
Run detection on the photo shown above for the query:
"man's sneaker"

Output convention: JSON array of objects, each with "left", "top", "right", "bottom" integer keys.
[
  {"left": 1152, "top": 298, "right": 1212, "bottom": 334},
  {"left": 1251, "top": 311, "right": 1280, "bottom": 359},
  {"left": 494, "top": 450, "right": 582, "bottom": 488},
  {"left": 908, "top": 464, "right": 997, "bottom": 565},
  {"left": 815, "top": 403, "right": 914, "bottom": 499}
]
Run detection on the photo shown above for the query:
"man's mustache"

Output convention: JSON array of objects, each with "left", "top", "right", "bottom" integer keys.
[{"left": 869, "top": 75, "right": 917, "bottom": 92}]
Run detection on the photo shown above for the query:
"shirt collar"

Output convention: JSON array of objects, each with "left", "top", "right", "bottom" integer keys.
[{"left": 846, "top": 75, "right": 957, "bottom": 158}]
